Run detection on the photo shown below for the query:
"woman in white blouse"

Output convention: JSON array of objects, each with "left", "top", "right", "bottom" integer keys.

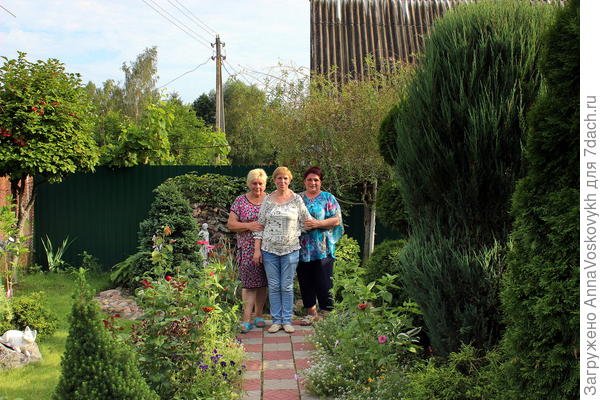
[{"left": 253, "top": 166, "right": 313, "bottom": 333}]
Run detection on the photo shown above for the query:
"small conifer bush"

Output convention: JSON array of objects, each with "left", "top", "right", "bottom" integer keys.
[{"left": 53, "top": 270, "right": 158, "bottom": 400}]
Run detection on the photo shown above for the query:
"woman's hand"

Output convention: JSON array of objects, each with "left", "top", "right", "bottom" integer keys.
[
  {"left": 304, "top": 219, "right": 321, "bottom": 230},
  {"left": 253, "top": 249, "right": 262, "bottom": 265},
  {"left": 246, "top": 221, "right": 264, "bottom": 232}
]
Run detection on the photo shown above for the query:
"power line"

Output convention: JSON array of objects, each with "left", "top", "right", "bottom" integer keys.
[
  {"left": 221, "top": 60, "right": 254, "bottom": 87},
  {"left": 0, "top": 4, "right": 16, "bottom": 17},
  {"left": 168, "top": 0, "right": 217, "bottom": 37},
  {"left": 141, "top": 0, "right": 212, "bottom": 50},
  {"left": 158, "top": 57, "right": 212, "bottom": 89}
]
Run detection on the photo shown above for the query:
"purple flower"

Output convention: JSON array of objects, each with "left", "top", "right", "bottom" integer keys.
[
  {"left": 220, "top": 361, "right": 227, "bottom": 367},
  {"left": 378, "top": 335, "right": 388, "bottom": 344}
]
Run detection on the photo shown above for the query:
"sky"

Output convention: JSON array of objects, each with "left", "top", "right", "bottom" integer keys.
[{"left": 0, "top": 0, "right": 310, "bottom": 103}]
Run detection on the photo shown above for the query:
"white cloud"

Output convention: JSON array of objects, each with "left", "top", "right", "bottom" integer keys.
[{"left": 0, "top": 0, "right": 310, "bottom": 102}]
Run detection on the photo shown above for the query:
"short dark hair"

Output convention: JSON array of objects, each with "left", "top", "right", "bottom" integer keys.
[{"left": 303, "top": 166, "right": 323, "bottom": 181}]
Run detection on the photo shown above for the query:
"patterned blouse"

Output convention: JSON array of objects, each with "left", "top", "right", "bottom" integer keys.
[
  {"left": 299, "top": 191, "right": 344, "bottom": 262},
  {"left": 254, "top": 192, "right": 313, "bottom": 256}
]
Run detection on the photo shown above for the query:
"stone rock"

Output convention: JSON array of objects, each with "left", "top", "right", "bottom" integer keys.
[
  {"left": 95, "top": 287, "right": 143, "bottom": 320},
  {"left": 0, "top": 342, "right": 42, "bottom": 370}
]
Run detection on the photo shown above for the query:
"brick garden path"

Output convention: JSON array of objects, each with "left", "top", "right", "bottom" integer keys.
[{"left": 238, "top": 320, "right": 320, "bottom": 400}]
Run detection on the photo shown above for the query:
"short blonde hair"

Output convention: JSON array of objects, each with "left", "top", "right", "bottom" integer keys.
[
  {"left": 272, "top": 166, "right": 293, "bottom": 181},
  {"left": 246, "top": 168, "right": 268, "bottom": 187}
]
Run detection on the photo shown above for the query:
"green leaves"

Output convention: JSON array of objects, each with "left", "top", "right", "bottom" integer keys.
[{"left": 0, "top": 53, "right": 98, "bottom": 182}]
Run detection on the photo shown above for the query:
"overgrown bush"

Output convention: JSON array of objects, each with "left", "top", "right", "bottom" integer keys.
[
  {"left": 10, "top": 291, "right": 58, "bottom": 338},
  {"left": 0, "top": 290, "right": 12, "bottom": 333},
  {"left": 110, "top": 251, "right": 152, "bottom": 289},
  {"left": 54, "top": 270, "right": 158, "bottom": 400},
  {"left": 132, "top": 238, "right": 244, "bottom": 399},
  {"left": 403, "top": 345, "right": 503, "bottom": 400},
  {"left": 388, "top": 0, "right": 553, "bottom": 355},
  {"left": 112, "top": 179, "right": 200, "bottom": 288},
  {"left": 305, "top": 235, "right": 421, "bottom": 399},
  {"left": 363, "top": 239, "right": 406, "bottom": 303},
  {"left": 500, "top": 1, "right": 579, "bottom": 398}
]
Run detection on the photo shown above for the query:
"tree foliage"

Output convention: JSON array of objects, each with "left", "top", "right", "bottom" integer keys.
[
  {"left": 500, "top": 1, "right": 579, "bottom": 398},
  {"left": 388, "top": 0, "right": 553, "bottom": 355},
  {"left": 87, "top": 48, "right": 229, "bottom": 167},
  {"left": 222, "top": 79, "right": 275, "bottom": 165},
  {"left": 0, "top": 53, "right": 98, "bottom": 183},
  {"left": 165, "top": 96, "right": 230, "bottom": 165},
  {"left": 0, "top": 52, "right": 99, "bottom": 244},
  {"left": 192, "top": 90, "right": 216, "bottom": 126}
]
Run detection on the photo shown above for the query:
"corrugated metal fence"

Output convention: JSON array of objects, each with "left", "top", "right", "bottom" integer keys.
[{"left": 34, "top": 166, "right": 393, "bottom": 270}]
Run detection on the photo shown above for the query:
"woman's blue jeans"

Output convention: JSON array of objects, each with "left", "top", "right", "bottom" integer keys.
[{"left": 262, "top": 250, "right": 299, "bottom": 325}]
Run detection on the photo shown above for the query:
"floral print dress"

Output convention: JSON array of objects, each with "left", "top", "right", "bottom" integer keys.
[{"left": 230, "top": 194, "right": 268, "bottom": 289}]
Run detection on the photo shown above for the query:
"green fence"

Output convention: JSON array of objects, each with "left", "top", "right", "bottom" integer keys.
[{"left": 34, "top": 166, "right": 398, "bottom": 270}]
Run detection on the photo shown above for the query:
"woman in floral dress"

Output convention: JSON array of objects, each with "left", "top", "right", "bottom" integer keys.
[{"left": 227, "top": 169, "right": 268, "bottom": 333}]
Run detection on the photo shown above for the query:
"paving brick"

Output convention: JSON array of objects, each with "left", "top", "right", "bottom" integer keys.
[
  {"left": 245, "top": 360, "right": 262, "bottom": 371},
  {"left": 295, "top": 358, "right": 312, "bottom": 370},
  {"left": 244, "top": 343, "right": 263, "bottom": 352},
  {"left": 292, "top": 350, "right": 312, "bottom": 360},
  {"left": 242, "top": 390, "right": 262, "bottom": 400},
  {"left": 263, "top": 378, "right": 299, "bottom": 390},
  {"left": 264, "top": 350, "right": 294, "bottom": 360},
  {"left": 264, "top": 336, "right": 292, "bottom": 344},
  {"left": 291, "top": 336, "right": 310, "bottom": 343},
  {"left": 241, "top": 338, "right": 264, "bottom": 345},
  {"left": 292, "top": 342, "right": 315, "bottom": 351},
  {"left": 299, "top": 389, "right": 321, "bottom": 400},
  {"left": 264, "top": 329, "right": 290, "bottom": 337},
  {"left": 243, "top": 330, "right": 264, "bottom": 339},
  {"left": 245, "top": 351, "right": 262, "bottom": 361},
  {"left": 263, "top": 359, "right": 295, "bottom": 370},
  {"left": 243, "top": 370, "right": 261, "bottom": 380},
  {"left": 243, "top": 378, "right": 261, "bottom": 390},
  {"left": 290, "top": 330, "right": 313, "bottom": 336},
  {"left": 263, "top": 389, "right": 300, "bottom": 400},
  {"left": 264, "top": 368, "right": 297, "bottom": 380},
  {"left": 264, "top": 342, "right": 292, "bottom": 351}
]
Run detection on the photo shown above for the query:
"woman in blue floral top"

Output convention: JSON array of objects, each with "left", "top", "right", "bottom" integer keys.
[{"left": 298, "top": 166, "right": 343, "bottom": 325}]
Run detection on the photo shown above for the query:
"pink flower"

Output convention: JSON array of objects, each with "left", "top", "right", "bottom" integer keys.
[
  {"left": 378, "top": 335, "right": 388, "bottom": 344},
  {"left": 197, "top": 240, "right": 209, "bottom": 245}
]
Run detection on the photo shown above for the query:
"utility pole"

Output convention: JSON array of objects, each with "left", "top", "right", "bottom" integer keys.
[{"left": 212, "top": 35, "right": 225, "bottom": 133}]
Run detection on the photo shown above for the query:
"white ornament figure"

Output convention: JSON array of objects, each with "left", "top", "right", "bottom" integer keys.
[
  {"left": 198, "top": 223, "right": 210, "bottom": 264},
  {"left": 0, "top": 326, "right": 37, "bottom": 355}
]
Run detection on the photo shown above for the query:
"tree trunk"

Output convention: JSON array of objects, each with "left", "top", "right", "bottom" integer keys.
[
  {"left": 362, "top": 180, "right": 377, "bottom": 261},
  {"left": 8, "top": 175, "right": 35, "bottom": 289}
]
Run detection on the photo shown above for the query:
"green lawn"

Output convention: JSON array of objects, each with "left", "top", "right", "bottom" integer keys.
[{"left": 0, "top": 272, "right": 111, "bottom": 400}]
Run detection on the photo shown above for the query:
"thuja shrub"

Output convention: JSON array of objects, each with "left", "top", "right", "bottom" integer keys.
[
  {"left": 389, "top": 0, "right": 553, "bottom": 355},
  {"left": 375, "top": 180, "right": 410, "bottom": 236},
  {"left": 500, "top": 1, "right": 579, "bottom": 399},
  {"left": 54, "top": 270, "right": 158, "bottom": 400},
  {"left": 138, "top": 180, "right": 199, "bottom": 264}
]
